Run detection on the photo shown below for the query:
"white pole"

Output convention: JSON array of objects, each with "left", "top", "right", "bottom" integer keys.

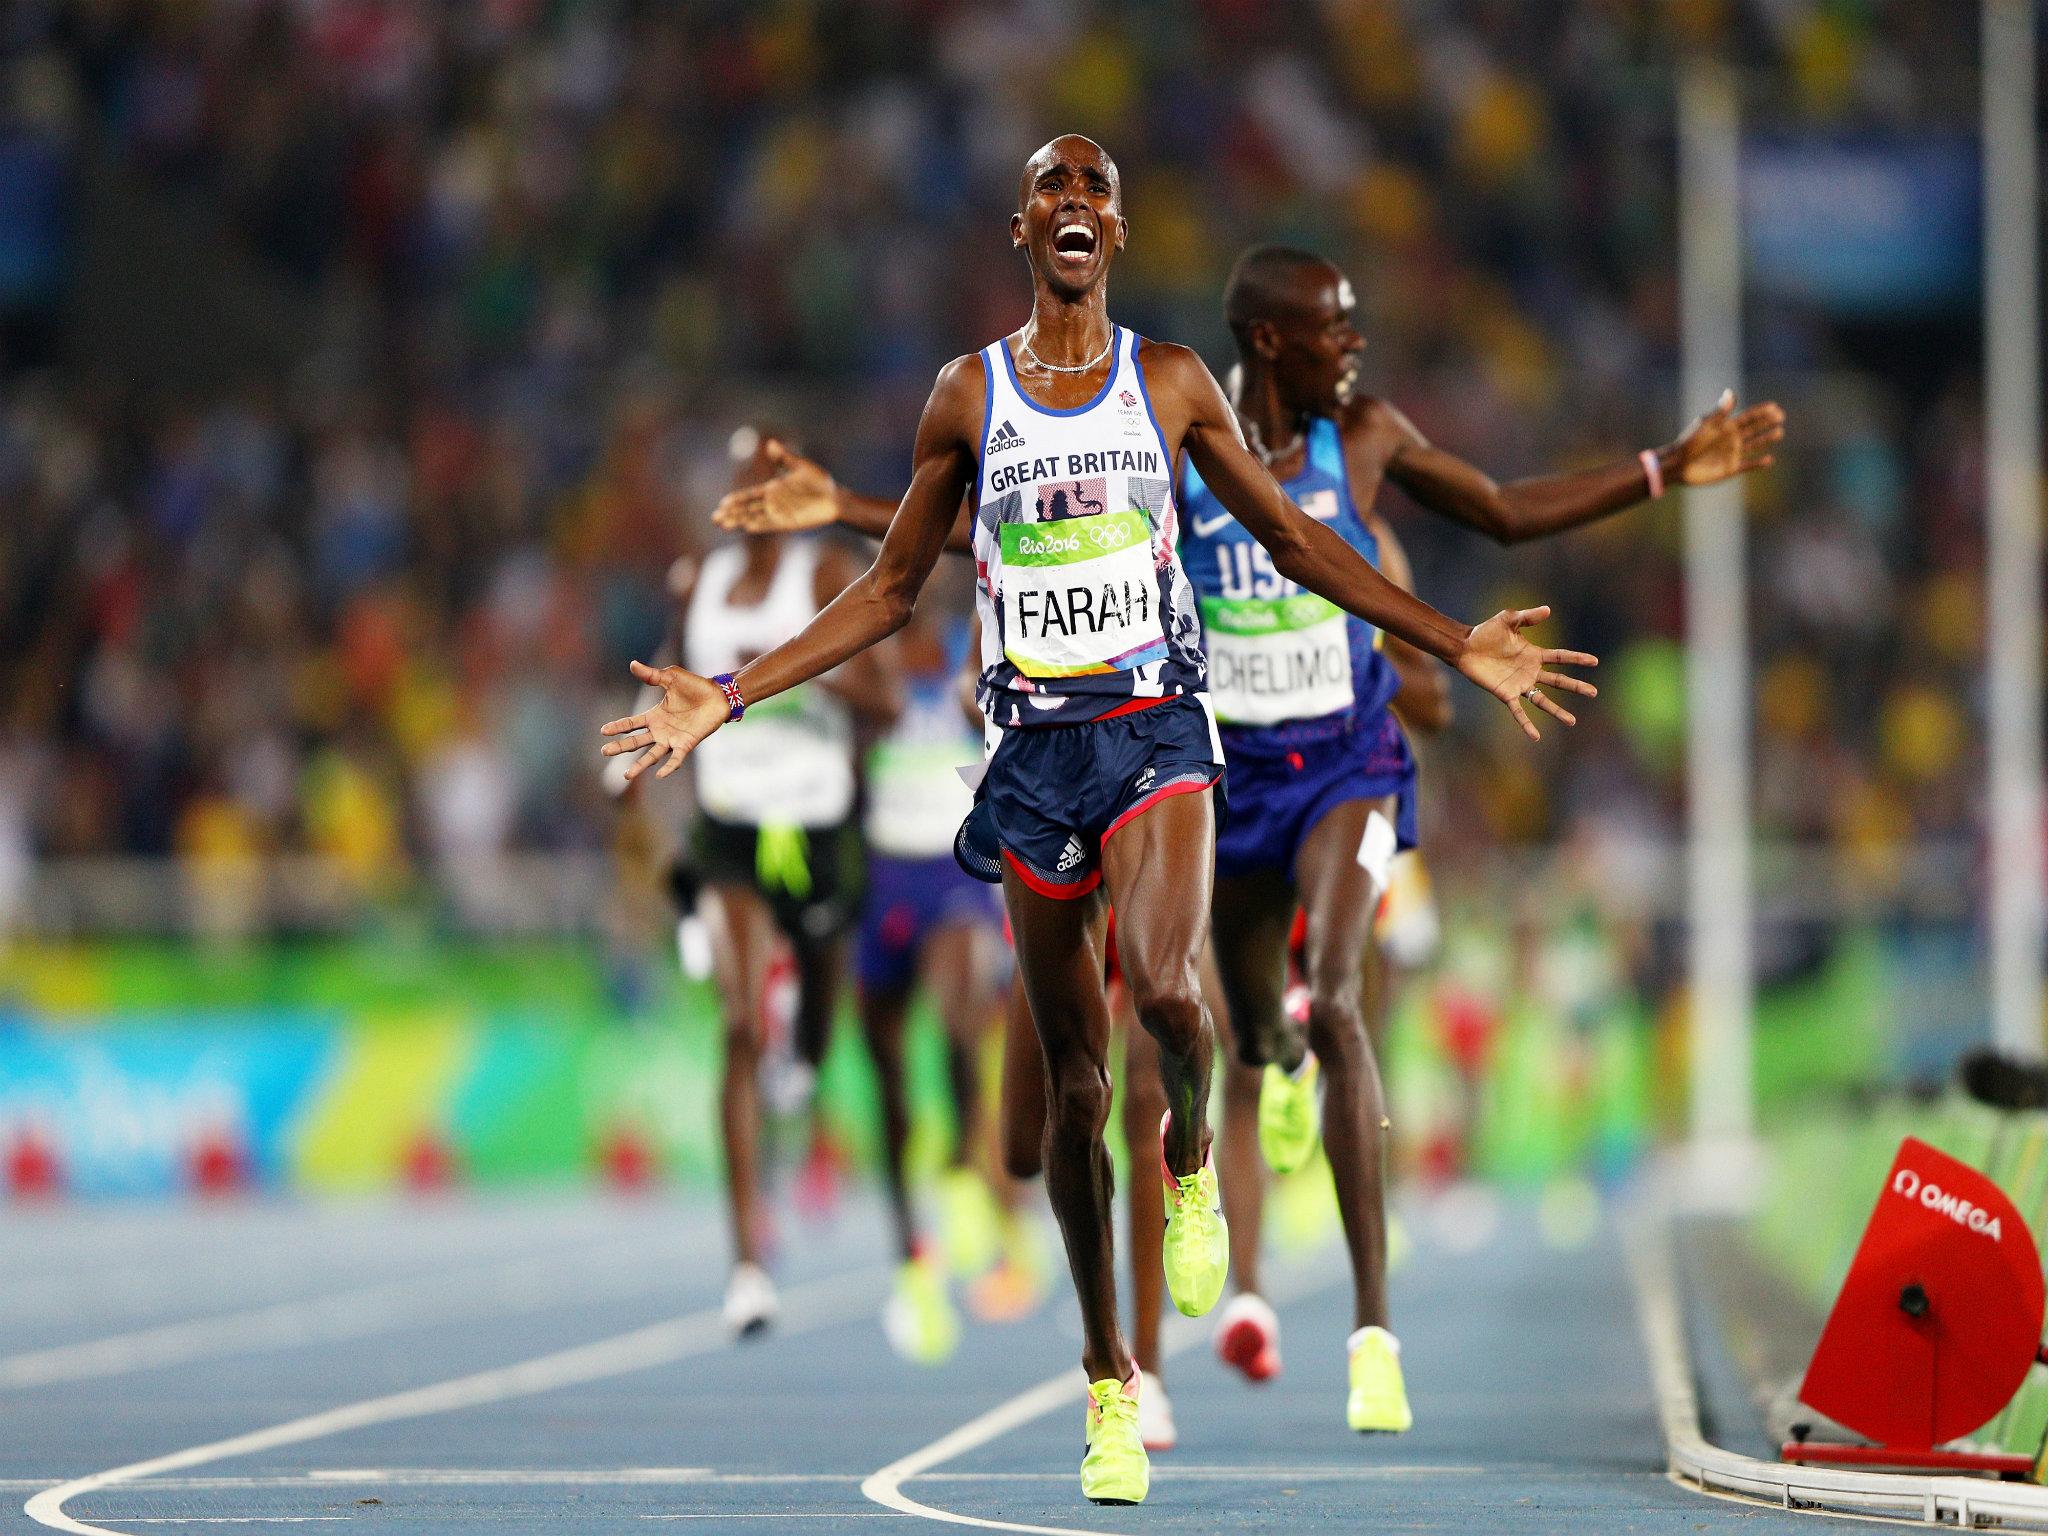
[
  {"left": 1984, "top": 0, "right": 2045, "bottom": 1061},
  {"left": 1678, "top": 62, "right": 1757, "bottom": 1185}
]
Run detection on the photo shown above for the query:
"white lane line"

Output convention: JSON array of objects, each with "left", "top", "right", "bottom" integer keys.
[
  {"left": 861, "top": 1255, "right": 1345, "bottom": 1536},
  {"left": 5, "top": 1464, "right": 1485, "bottom": 1494},
  {"left": 24, "top": 1267, "right": 886, "bottom": 1536},
  {"left": 93, "top": 1521, "right": 350, "bottom": 1526},
  {"left": 0, "top": 1236, "right": 697, "bottom": 1389}
]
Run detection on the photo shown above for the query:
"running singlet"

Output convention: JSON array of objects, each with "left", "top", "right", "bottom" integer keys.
[
  {"left": 971, "top": 327, "right": 1207, "bottom": 729},
  {"left": 1178, "top": 414, "right": 1398, "bottom": 752},
  {"left": 863, "top": 619, "right": 979, "bottom": 858},
  {"left": 683, "top": 539, "right": 856, "bottom": 828}
]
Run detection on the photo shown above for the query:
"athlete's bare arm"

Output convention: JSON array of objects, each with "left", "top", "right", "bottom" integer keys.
[
  {"left": 1145, "top": 341, "right": 1594, "bottom": 740},
  {"left": 601, "top": 357, "right": 984, "bottom": 781},
  {"left": 812, "top": 541, "right": 907, "bottom": 726},
  {"left": 1371, "top": 514, "right": 1451, "bottom": 736},
  {"left": 715, "top": 439, "right": 976, "bottom": 555},
  {"left": 1362, "top": 390, "right": 1783, "bottom": 546}
]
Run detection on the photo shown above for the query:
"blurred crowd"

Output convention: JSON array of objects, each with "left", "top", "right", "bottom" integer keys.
[{"left": 0, "top": 0, "right": 1997, "bottom": 957}]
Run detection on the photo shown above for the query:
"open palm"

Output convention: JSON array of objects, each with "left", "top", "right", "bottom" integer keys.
[
  {"left": 1455, "top": 606, "right": 1598, "bottom": 741},
  {"left": 1669, "top": 390, "right": 1785, "bottom": 486},
  {"left": 712, "top": 440, "right": 840, "bottom": 534},
  {"left": 599, "top": 661, "right": 730, "bottom": 782}
]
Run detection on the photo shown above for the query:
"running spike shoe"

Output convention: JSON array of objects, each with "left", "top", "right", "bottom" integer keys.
[
  {"left": 1258, "top": 1052, "right": 1321, "bottom": 1175},
  {"left": 881, "top": 1251, "right": 960, "bottom": 1365},
  {"left": 1214, "top": 1291, "right": 1283, "bottom": 1382},
  {"left": 1160, "top": 1113, "right": 1228, "bottom": 1318},
  {"left": 723, "top": 1263, "right": 778, "bottom": 1339},
  {"left": 1346, "top": 1325, "right": 1413, "bottom": 1433},
  {"left": 1081, "top": 1374, "right": 1149, "bottom": 1505}
]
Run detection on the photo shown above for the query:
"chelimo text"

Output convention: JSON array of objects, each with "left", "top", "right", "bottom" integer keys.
[{"left": 1212, "top": 639, "right": 1348, "bottom": 699}]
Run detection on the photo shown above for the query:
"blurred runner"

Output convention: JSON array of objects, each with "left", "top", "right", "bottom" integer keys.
[
  {"left": 674, "top": 435, "right": 899, "bottom": 1339},
  {"left": 856, "top": 578, "right": 1023, "bottom": 1363}
]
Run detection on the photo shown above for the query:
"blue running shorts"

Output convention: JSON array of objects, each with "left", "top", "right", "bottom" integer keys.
[
  {"left": 856, "top": 851, "right": 1005, "bottom": 993},
  {"left": 1214, "top": 706, "right": 1417, "bottom": 883},
  {"left": 979, "top": 694, "right": 1225, "bottom": 899}
]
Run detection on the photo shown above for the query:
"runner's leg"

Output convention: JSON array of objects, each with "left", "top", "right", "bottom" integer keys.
[
  {"left": 859, "top": 978, "right": 918, "bottom": 1261},
  {"left": 1004, "top": 876, "right": 1128, "bottom": 1383},
  {"left": 1118, "top": 1008, "right": 1165, "bottom": 1376},
  {"left": 1208, "top": 866, "right": 1295, "bottom": 1298},
  {"left": 702, "top": 882, "right": 777, "bottom": 1267},
  {"left": 1295, "top": 794, "right": 1398, "bottom": 1331},
  {"left": 1098, "top": 791, "right": 1218, "bottom": 1179}
]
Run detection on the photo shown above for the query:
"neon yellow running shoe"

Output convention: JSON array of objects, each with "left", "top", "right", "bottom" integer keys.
[
  {"left": 1346, "top": 1325, "right": 1413, "bottom": 1433},
  {"left": 1081, "top": 1375, "right": 1149, "bottom": 1505},
  {"left": 936, "top": 1166, "right": 1001, "bottom": 1278},
  {"left": 1258, "top": 1053, "right": 1321, "bottom": 1175},
  {"left": 1160, "top": 1115, "right": 1228, "bottom": 1318},
  {"left": 881, "top": 1253, "right": 960, "bottom": 1366}
]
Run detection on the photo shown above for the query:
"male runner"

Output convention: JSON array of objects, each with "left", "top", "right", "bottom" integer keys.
[
  {"left": 1187, "top": 246, "right": 1780, "bottom": 1432},
  {"left": 856, "top": 584, "right": 1021, "bottom": 1363},
  {"left": 671, "top": 442, "right": 900, "bottom": 1338},
  {"left": 599, "top": 136, "right": 1596, "bottom": 1506}
]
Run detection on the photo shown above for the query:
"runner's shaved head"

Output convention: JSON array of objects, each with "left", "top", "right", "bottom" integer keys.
[
  {"left": 1224, "top": 246, "right": 1343, "bottom": 337},
  {"left": 1019, "top": 135, "right": 1122, "bottom": 214}
]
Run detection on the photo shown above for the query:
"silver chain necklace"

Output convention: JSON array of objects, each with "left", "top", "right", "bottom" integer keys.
[
  {"left": 1020, "top": 324, "right": 1114, "bottom": 375},
  {"left": 1241, "top": 413, "right": 1304, "bottom": 467}
]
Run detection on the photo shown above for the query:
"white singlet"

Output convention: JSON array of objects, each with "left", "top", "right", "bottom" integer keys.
[{"left": 683, "top": 539, "right": 855, "bottom": 829}]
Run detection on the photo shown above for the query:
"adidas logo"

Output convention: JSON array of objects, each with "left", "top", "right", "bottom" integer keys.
[
  {"left": 989, "top": 419, "right": 1026, "bottom": 453},
  {"left": 1056, "top": 836, "right": 1086, "bottom": 873}
]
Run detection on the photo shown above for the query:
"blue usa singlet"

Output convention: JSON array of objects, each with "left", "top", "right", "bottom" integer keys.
[
  {"left": 1178, "top": 414, "right": 1399, "bottom": 754},
  {"left": 971, "top": 327, "right": 1208, "bottom": 730}
]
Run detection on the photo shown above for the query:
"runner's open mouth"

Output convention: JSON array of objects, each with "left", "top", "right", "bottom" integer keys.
[{"left": 1055, "top": 225, "right": 1097, "bottom": 258}]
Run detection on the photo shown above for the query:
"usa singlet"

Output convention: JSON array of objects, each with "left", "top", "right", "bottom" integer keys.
[
  {"left": 1178, "top": 414, "right": 1399, "bottom": 754},
  {"left": 971, "top": 327, "right": 1207, "bottom": 729}
]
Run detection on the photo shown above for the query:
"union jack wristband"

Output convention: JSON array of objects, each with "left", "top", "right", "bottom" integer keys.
[
  {"left": 711, "top": 672, "right": 746, "bottom": 723},
  {"left": 1639, "top": 448, "right": 1665, "bottom": 500}
]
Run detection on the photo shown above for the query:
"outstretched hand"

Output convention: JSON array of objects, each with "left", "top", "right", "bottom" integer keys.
[
  {"left": 599, "top": 661, "right": 730, "bottom": 782},
  {"left": 1667, "top": 389, "right": 1785, "bottom": 486},
  {"left": 712, "top": 439, "right": 840, "bottom": 534},
  {"left": 1455, "top": 606, "right": 1598, "bottom": 741}
]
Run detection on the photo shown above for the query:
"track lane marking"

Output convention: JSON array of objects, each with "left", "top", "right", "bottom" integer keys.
[
  {"left": 861, "top": 1254, "right": 1345, "bottom": 1534},
  {"left": 24, "top": 1267, "right": 886, "bottom": 1536}
]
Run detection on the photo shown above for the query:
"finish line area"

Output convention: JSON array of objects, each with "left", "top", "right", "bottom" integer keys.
[{"left": 2, "top": 1196, "right": 1877, "bottom": 1534}]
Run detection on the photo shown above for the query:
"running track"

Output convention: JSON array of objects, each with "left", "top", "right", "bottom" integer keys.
[{"left": 0, "top": 1193, "right": 1875, "bottom": 1532}]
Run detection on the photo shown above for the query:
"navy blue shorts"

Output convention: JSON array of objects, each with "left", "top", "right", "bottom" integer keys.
[
  {"left": 856, "top": 852, "right": 1004, "bottom": 992},
  {"left": 1215, "top": 707, "right": 1417, "bottom": 882},
  {"left": 980, "top": 694, "right": 1224, "bottom": 900}
]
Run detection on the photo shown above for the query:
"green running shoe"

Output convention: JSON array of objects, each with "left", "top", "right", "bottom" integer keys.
[
  {"left": 1081, "top": 1375, "right": 1149, "bottom": 1505},
  {"left": 1258, "top": 1052, "right": 1321, "bottom": 1175},
  {"left": 881, "top": 1252, "right": 960, "bottom": 1366},
  {"left": 1160, "top": 1114, "right": 1228, "bottom": 1318},
  {"left": 936, "top": 1166, "right": 1001, "bottom": 1278},
  {"left": 1346, "top": 1325, "right": 1414, "bottom": 1433}
]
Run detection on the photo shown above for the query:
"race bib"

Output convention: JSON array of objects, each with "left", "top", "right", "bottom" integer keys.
[
  {"left": 1001, "top": 511, "right": 1167, "bottom": 678},
  {"left": 864, "top": 739, "right": 975, "bottom": 857},
  {"left": 1201, "top": 592, "right": 1353, "bottom": 725}
]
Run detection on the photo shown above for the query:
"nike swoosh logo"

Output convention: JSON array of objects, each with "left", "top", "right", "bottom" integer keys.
[{"left": 1189, "top": 511, "right": 1235, "bottom": 539}]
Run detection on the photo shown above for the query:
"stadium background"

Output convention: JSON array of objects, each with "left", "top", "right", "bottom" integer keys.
[{"left": 0, "top": 1, "right": 2000, "bottom": 1202}]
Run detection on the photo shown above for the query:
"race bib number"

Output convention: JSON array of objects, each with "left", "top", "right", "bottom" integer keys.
[
  {"left": 1201, "top": 593, "right": 1353, "bottom": 725},
  {"left": 1001, "top": 510, "right": 1167, "bottom": 678}
]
